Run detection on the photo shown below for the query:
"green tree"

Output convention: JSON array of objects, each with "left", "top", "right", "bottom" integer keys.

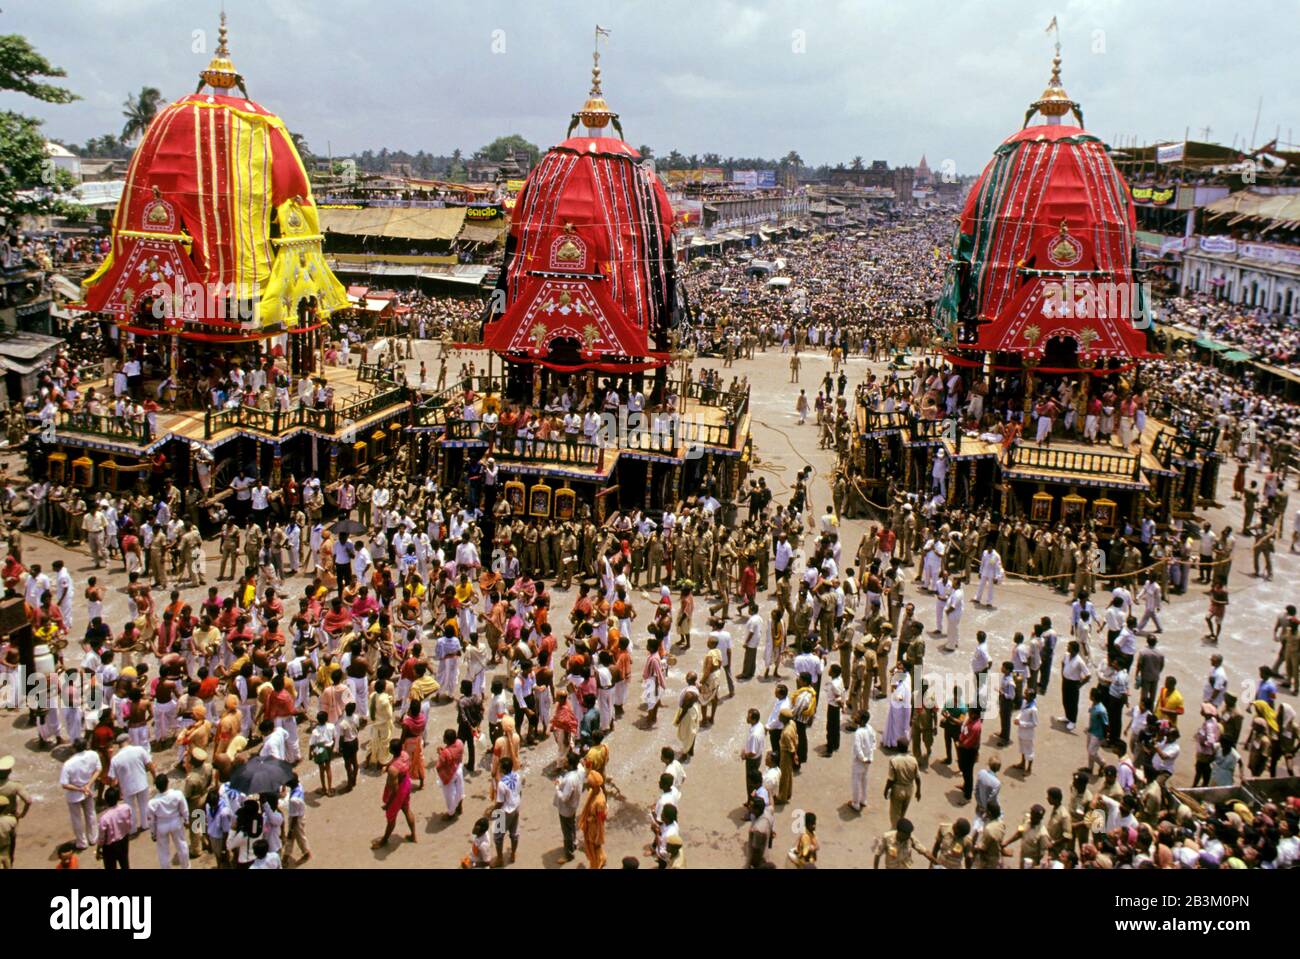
[
  {"left": 479, "top": 134, "right": 540, "bottom": 168},
  {"left": 637, "top": 144, "right": 654, "bottom": 160},
  {"left": 289, "top": 130, "right": 311, "bottom": 159},
  {"left": 121, "top": 85, "right": 162, "bottom": 143},
  {"left": 0, "top": 35, "right": 77, "bottom": 103},
  {"left": 0, "top": 34, "right": 79, "bottom": 223},
  {"left": 850, "top": 155, "right": 864, "bottom": 170}
]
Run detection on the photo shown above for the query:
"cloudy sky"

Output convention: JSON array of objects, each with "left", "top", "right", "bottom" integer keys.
[{"left": 3, "top": 0, "right": 1297, "bottom": 174}]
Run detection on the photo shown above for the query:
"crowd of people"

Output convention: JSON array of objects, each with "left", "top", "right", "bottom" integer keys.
[
  {"left": 1163, "top": 292, "right": 1300, "bottom": 372},
  {"left": 679, "top": 213, "right": 948, "bottom": 362},
  {"left": 0, "top": 212, "right": 1298, "bottom": 872}
]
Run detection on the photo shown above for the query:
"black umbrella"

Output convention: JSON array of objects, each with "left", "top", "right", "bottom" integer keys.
[
  {"left": 330, "top": 517, "right": 367, "bottom": 537},
  {"left": 227, "top": 755, "right": 294, "bottom": 796}
]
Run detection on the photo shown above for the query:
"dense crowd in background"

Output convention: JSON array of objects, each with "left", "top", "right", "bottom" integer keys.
[
  {"left": 1163, "top": 294, "right": 1300, "bottom": 371},
  {"left": 679, "top": 213, "right": 948, "bottom": 357}
]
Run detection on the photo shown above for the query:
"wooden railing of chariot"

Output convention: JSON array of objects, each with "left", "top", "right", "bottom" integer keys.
[
  {"left": 1006, "top": 441, "right": 1143, "bottom": 481},
  {"left": 55, "top": 410, "right": 154, "bottom": 444},
  {"left": 203, "top": 384, "right": 408, "bottom": 439},
  {"left": 426, "top": 378, "right": 749, "bottom": 466}
]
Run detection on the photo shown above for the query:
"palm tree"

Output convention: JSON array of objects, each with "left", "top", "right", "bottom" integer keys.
[
  {"left": 289, "top": 131, "right": 312, "bottom": 159},
  {"left": 637, "top": 144, "right": 655, "bottom": 160},
  {"left": 121, "top": 86, "right": 162, "bottom": 143},
  {"left": 850, "top": 155, "right": 864, "bottom": 170}
]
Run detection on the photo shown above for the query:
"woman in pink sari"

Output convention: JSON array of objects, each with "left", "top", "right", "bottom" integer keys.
[{"left": 373, "top": 739, "right": 416, "bottom": 848}]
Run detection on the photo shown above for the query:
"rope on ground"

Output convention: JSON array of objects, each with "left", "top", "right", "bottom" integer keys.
[{"left": 750, "top": 418, "right": 818, "bottom": 477}]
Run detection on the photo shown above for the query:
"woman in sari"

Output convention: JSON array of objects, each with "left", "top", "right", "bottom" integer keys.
[
  {"left": 577, "top": 769, "right": 607, "bottom": 869},
  {"left": 367, "top": 678, "right": 395, "bottom": 769},
  {"left": 400, "top": 700, "right": 426, "bottom": 789},
  {"left": 372, "top": 739, "right": 416, "bottom": 849}
]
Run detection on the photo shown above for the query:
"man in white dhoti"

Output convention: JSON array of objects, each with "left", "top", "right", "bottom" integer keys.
[
  {"left": 944, "top": 580, "right": 965, "bottom": 652},
  {"left": 931, "top": 575, "right": 951, "bottom": 640},
  {"left": 921, "top": 537, "right": 943, "bottom": 592},
  {"left": 976, "top": 547, "right": 1003, "bottom": 607},
  {"left": 1014, "top": 688, "right": 1039, "bottom": 775},
  {"left": 436, "top": 629, "right": 462, "bottom": 697},
  {"left": 1135, "top": 576, "right": 1163, "bottom": 634},
  {"left": 932, "top": 449, "right": 949, "bottom": 500},
  {"left": 883, "top": 666, "right": 912, "bottom": 749}
]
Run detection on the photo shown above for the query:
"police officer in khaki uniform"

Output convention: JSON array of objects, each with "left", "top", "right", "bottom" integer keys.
[
  {"left": 884, "top": 749, "right": 921, "bottom": 827},
  {"left": 646, "top": 531, "right": 664, "bottom": 587},
  {"left": 559, "top": 525, "right": 578, "bottom": 589}
]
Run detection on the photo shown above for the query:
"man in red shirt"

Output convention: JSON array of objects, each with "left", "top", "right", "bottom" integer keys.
[
  {"left": 957, "top": 708, "right": 983, "bottom": 802},
  {"left": 876, "top": 527, "right": 897, "bottom": 566}
]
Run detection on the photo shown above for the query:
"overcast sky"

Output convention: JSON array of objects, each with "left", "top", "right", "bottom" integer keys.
[{"left": 3, "top": 0, "right": 1297, "bottom": 174}]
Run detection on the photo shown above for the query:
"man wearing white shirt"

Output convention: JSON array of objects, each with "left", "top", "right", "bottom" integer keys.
[
  {"left": 1110, "top": 583, "right": 1133, "bottom": 617},
  {"left": 1135, "top": 576, "right": 1163, "bottom": 634},
  {"left": 739, "top": 604, "right": 764, "bottom": 680},
  {"left": 553, "top": 753, "right": 585, "bottom": 861},
  {"left": 371, "top": 485, "right": 390, "bottom": 526},
  {"left": 975, "top": 547, "right": 1003, "bottom": 607},
  {"left": 741, "top": 708, "right": 766, "bottom": 803},
  {"left": 849, "top": 709, "right": 877, "bottom": 812},
  {"left": 352, "top": 542, "right": 374, "bottom": 583},
  {"left": 230, "top": 472, "right": 253, "bottom": 521},
  {"left": 455, "top": 536, "right": 480, "bottom": 573},
  {"left": 774, "top": 533, "right": 793, "bottom": 581},
  {"left": 943, "top": 579, "right": 965, "bottom": 652},
  {"left": 766, "top": 685, "right": 791, "bottom": 757},
  {"left": 148, "top": 772, "right": 191, "bottom": 869},
  {"left": 970, "top": 631, "right": 992, "bottom": 706},
  {"left": 59, "top": 739, "right": 102, "bottom": 848},
  {"left": 1058, "top": 642, "right": 1092, "bottom": 730},
  {"left": 259, "top": 720, "right": 290, "bottom": 761},
  {"left": 107, "top": 738, "right": 155, "bottom": 832},
  {"left": 54, "top": 560, "right": 74, "bottom": 633},
  {"left": 582, "top": 410, "right": 601, "bottom": 445},
  {"left": 23, "top": 564, "right": 50, "bottom": 611},
  {"left": 250, "top": 482, "right": 271, "bottom": 527}
]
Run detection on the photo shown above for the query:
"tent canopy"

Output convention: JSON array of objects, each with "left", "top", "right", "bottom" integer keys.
[{"left": 319, "top": 206, "right": 468, "bottom": 241}]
